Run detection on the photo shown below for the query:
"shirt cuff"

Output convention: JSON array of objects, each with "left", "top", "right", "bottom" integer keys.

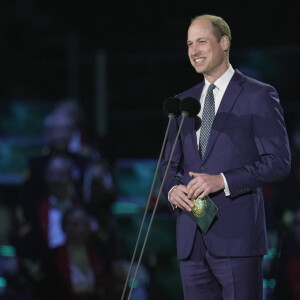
[
  {"left": 221, "top": 173, "right": 230, "bottom": 196},
  {"left": 168, "top": 186, "right": 178, "bottom": 210}
]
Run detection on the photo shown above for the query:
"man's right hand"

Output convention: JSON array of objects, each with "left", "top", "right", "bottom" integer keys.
[{"left": 169, "top": 185, "right": 194, "bottom": 212}]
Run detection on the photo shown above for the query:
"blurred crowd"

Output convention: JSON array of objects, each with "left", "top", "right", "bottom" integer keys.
[{"left": 0, "top": 100, "right": 150, "bottom": 300}]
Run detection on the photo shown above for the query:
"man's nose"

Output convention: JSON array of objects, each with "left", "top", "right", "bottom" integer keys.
[{"left": 189, "top": 44, "right": 199, "bottom": 55}]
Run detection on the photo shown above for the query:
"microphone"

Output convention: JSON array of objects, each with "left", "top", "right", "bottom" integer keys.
[
  {"left": 121, "top": 97, "right": 180, "bottom": 300},
  {"left": 195, "top": 116, "right": 202, "bottom": 131},
  {"left": 163, "top": 97, "right": 181, "bottom": 118},
  {"left": 180, "top": 96, "right": 201, "bottom": 117},
  {"left": 125, "top": 96, "right": 201, "bottom": 299}
]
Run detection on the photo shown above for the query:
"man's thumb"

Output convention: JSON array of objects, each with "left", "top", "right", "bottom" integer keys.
[{"left": 189, "top": 171, "right": 200, "bottom": 177}]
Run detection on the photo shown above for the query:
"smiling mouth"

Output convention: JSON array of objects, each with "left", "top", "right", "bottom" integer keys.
[{"left": 195, "top": 58, "right": 205, "bottom": 63}]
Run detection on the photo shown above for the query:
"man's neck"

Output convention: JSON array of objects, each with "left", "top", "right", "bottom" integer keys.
[{"left": 204, "top": 61, "right": 230, "bottom": 84}]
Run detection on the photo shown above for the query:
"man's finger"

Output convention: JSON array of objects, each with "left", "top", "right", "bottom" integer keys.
[{"left": 189, "top": 171, "right": 201, "bottom": 177}]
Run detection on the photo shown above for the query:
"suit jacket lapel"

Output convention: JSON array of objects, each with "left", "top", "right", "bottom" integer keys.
[{"left": 202, "top": 70, "right": 245, "bottom": 162}]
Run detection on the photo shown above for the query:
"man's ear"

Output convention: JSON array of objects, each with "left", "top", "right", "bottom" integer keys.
[{"left": 221, "top": 35, "right": 230, "bottom": 52}]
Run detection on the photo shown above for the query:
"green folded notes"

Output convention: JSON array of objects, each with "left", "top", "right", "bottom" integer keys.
[{"left": 189, "top": 196, "right": 218, "bottom": 233}]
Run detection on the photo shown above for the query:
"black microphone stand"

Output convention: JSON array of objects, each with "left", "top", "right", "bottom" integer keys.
[
  {"left": 126, "top": 98, "right": 200, "bottom": 300},
  {"left": 120, "top": 98, "right": 180, "bottom": 300}
]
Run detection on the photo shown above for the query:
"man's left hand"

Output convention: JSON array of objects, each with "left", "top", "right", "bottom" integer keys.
[{"left": 187, "top": 172, "right": 225, "bottom": 199}]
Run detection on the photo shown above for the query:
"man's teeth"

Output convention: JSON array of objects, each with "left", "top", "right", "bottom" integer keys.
[{"left": 195, "top": 58, "right": 204, "bottom": 63}]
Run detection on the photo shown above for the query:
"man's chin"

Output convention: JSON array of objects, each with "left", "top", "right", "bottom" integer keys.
[{"left": 194, "top": 66, "right": 205, "bottom": 74}]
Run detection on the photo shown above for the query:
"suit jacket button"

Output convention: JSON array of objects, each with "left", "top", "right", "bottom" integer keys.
[{"left": 200, "top": 166, "right": 206, "bottom": 171}]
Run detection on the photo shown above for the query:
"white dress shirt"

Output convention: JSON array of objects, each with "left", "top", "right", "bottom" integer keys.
[
  {"left": 196, "top": 65, "right": 235, "bottom": 145},
  {"left": 197, "top": 65, "right": 235, "bottom": 196}
]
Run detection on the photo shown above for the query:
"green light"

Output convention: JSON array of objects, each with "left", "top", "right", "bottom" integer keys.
[
  {"left": 263, "top": 248, "right": 280, "bottom": 259},
  {"left": 263, "top": 278, "right": 277, "bottom": 289},
  {"left": 111, "top": 202, "right": 141, "bottom": 214},
  {"left": 128, "top": 278, "right": 139, "bottom": 288},
  {"left": 0, "top": 245, "right": 16, "bottom": 257},
  {"left": 269, "top": 279, "right": 277, "bottom": 289},
  {"left": 0, "top": 277, "right": 7, "bottom": 288}
]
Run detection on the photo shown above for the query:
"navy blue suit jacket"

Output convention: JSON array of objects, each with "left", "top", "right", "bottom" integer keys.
[{"left": 160, "top": 70, "right": 291, "bottom": 259}]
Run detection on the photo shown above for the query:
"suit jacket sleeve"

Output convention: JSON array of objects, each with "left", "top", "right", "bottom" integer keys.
[{"left": 223, "top": 84, "right": 291, "bottom": 198}]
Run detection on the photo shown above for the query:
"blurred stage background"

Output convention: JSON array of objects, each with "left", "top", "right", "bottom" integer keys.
[{"left": 0, "top": 1, "right": 299, "bottom": 299}]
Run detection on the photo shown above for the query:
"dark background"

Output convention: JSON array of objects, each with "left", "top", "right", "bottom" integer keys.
[
  {"left": 0, "top": 1, "right": 299, "bottom": 299},
  {"left": 1, "top": 0, "right": 299, "bottom": 159}
]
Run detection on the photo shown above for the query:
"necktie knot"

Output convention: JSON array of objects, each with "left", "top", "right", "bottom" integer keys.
[{"left": 207, "top": 83, "right": 216, "bottom": 94}]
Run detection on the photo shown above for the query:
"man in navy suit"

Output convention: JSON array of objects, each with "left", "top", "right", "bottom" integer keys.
[{"left": 160, "top": 15, "right": 291, "bottom": 300}]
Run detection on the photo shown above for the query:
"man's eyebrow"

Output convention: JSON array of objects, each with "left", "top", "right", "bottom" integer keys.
[{"left": 187, "top": 37, "right": 205, "bottom": 44}]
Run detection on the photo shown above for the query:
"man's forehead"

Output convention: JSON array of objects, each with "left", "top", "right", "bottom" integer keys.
[
  {"left": 187, "top": 20, "right": 213, "bottom": 40},
  {"left": 189, "top": 18, "right": 213, "bottom": 32}
]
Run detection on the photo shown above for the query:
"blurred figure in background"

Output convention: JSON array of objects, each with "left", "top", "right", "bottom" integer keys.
[
  {"left": 16, "top": 154, "right": 118, "bottom": 299},
  {"left": 16, "top": 99, "right": 117, "bottom": 298},
  {"left": 274, "top": 207, "right": 300, "bottom": 300},
  {"left": 20, "top": 109, "right": 89, "bottom": 212},
  {"left": 286, "top": 209, "right": 300, "bottom": 300},
  {"left": 0, "top": 201, "right": 30, "bottom": 299},
  {"left": 50, "top": 99, "right": 90, "bottom": 157},
  {"left": 44, "top": 100, "right": 115, "bottom": 234},
  {"left": 82, "top": 157, "right": 115, "bottom": 244},
  {"left": 51, "top": 99, "right": 116, "bottom": 225},
  {"left": 37, "top": 155, "right": 79, "bottom": 249},
  {"left": 39, "top": 206, "right": 105, "bottom": 300},
  {"left": 16, "top": 155, "right": 80, "bottom": 297}
]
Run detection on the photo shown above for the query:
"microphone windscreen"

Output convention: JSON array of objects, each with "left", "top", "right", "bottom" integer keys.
[
  {"left": 195, "top": 116, "right": 202, "bottom": 131},
  {"left": 163, "top": 97, "right": 181, "bottom": 117},
  {"left": 180, "top": 97, "right": 201, "bottom": 117}
]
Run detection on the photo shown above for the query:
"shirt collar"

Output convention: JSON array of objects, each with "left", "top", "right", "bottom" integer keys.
[{"left": 204, "top": 65, "right": 235, "bottom": 92}]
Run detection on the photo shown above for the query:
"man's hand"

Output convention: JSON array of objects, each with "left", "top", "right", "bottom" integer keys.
[
  {"left": 169, "top": 184, "right": 194, "bottom": 212},
  {"left": 187, "top": 172, "right": 225, "bottom": 199}
]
